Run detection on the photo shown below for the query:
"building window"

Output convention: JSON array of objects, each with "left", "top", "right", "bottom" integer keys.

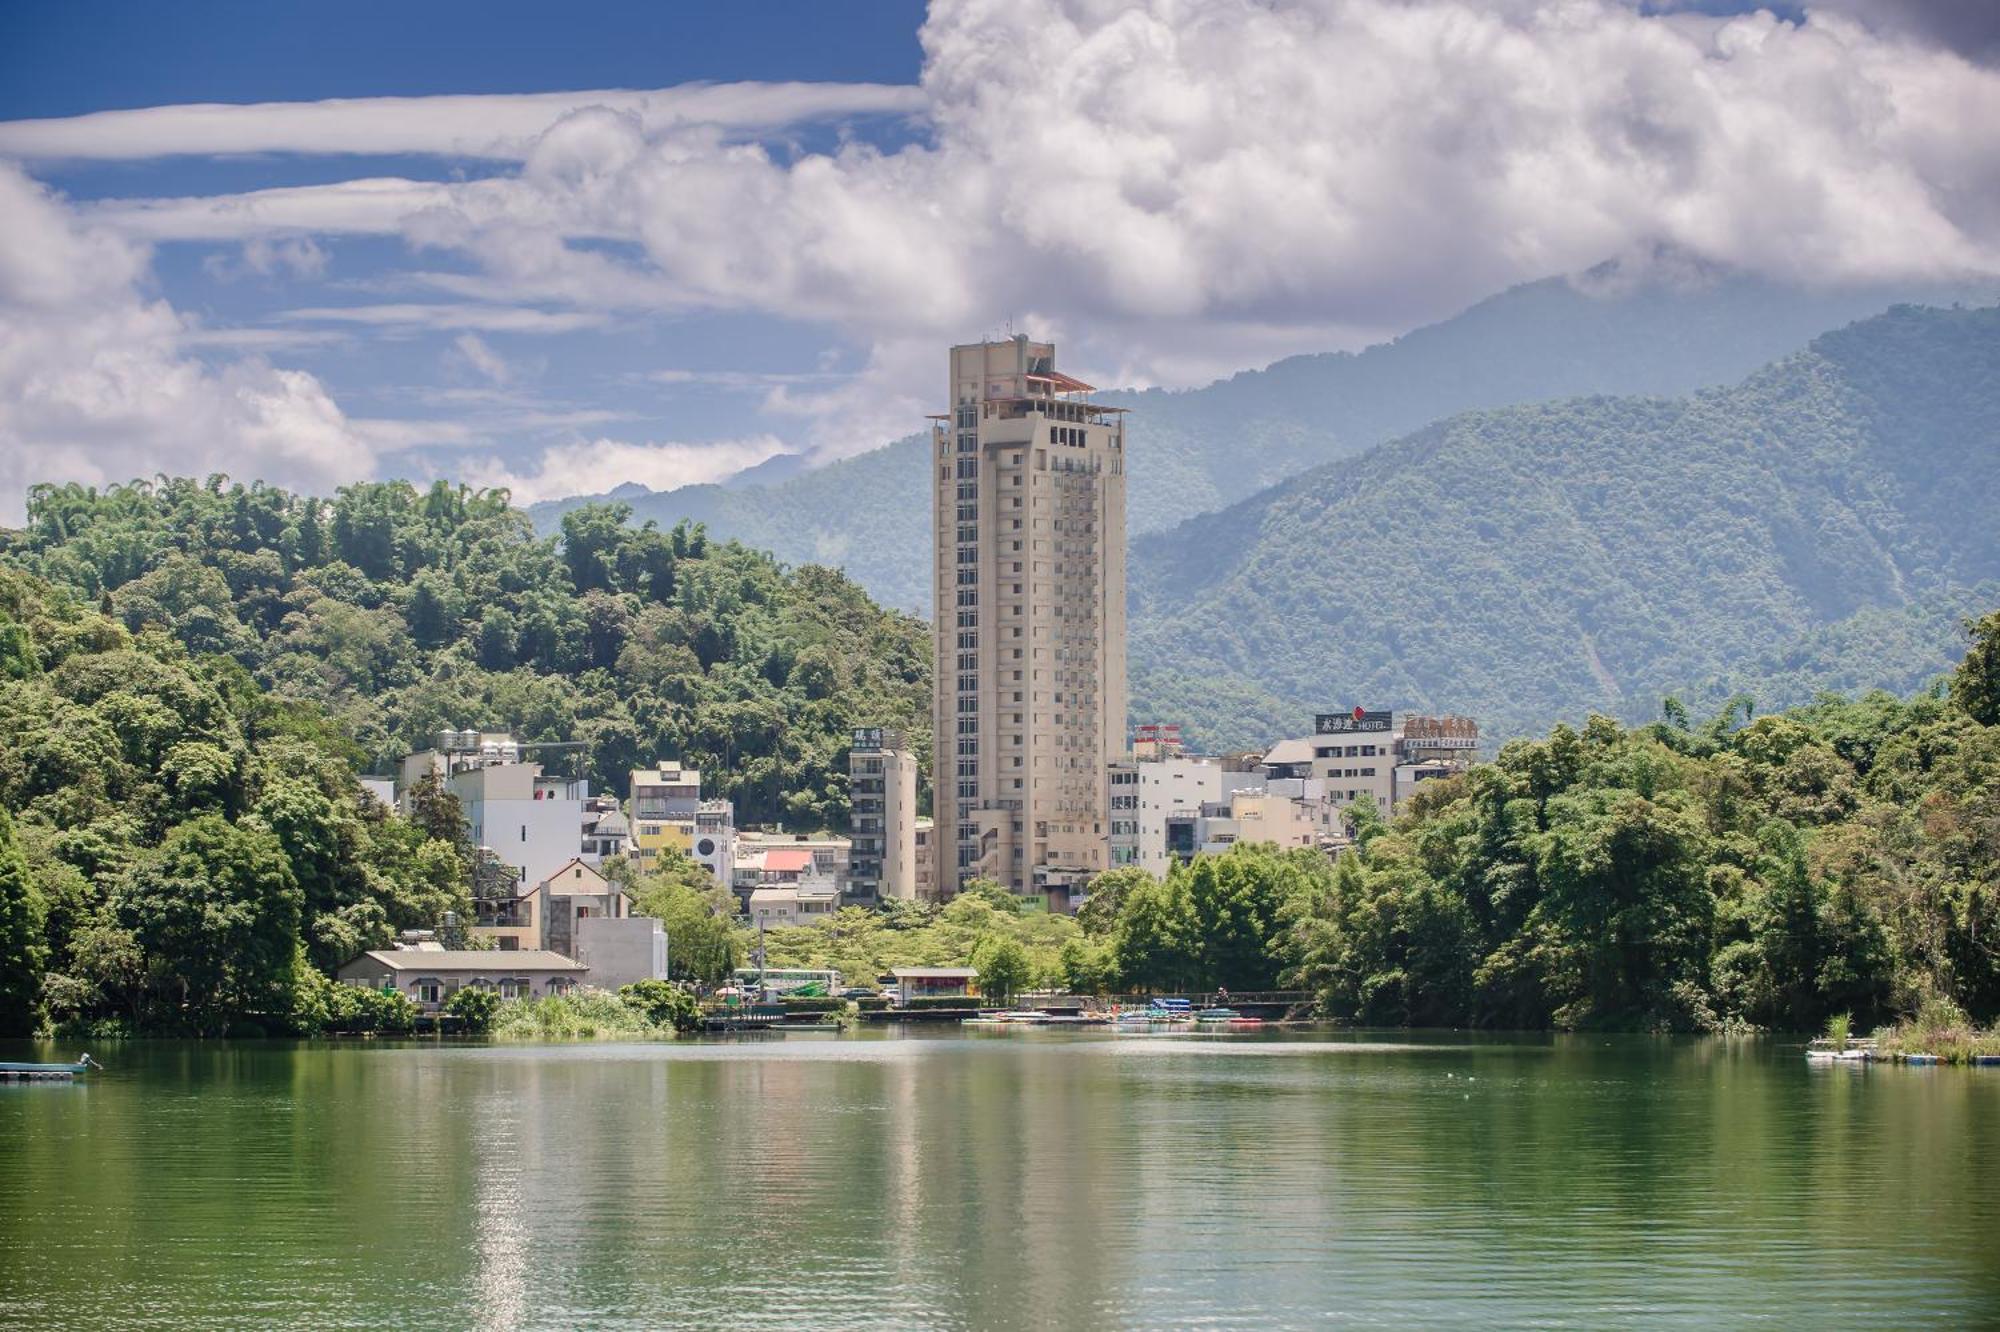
[{"left": 415, "top": 979, "right": 443, "bottom": 1005}]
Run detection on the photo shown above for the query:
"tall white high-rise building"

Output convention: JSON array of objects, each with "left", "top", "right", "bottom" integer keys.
[{"left": 932, "top": 336, "right": 1128, "bottom": 907}]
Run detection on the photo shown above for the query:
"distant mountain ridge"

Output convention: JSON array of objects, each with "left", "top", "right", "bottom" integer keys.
[
  {"left": 532, "top": 260, "right": 1987, "bottom": 614},
  {"left": 1126, "top": 303, "right": 2000, "bottom": 750}
]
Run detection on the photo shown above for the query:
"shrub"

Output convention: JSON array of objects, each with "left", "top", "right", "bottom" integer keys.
[
  {"left": 445, "top": 986, "right": 502, "bottom": 1034},
  {"left": 619, "top": 979, "right": 700, "bottom": 1032}
]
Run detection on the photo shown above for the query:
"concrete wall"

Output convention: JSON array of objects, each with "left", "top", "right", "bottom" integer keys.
[{"left": 574, "top": 916, "right": 668, "bottom": 991}]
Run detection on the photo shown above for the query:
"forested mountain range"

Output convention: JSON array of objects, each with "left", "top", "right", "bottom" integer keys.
[
  {"left": 1129, "top": 304, "right": 2000, "bottom": 749},
  {"left": 0, "top": 484, "right": 930, "bottom": 829},
  {"left": 530, "top": 261, "right": 1985, "bottom": 614}
]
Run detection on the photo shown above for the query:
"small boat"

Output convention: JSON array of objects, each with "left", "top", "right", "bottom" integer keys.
[
  {"left": 1194, "top": 1007, "right": 1241, "bottom": 1023},
  {"left": 1973, "top": 1055, "right": 2000, "bottom": 1066},
  {"left": 0, "top": 1054, "right": 99, "bottom": 1080},
  {"left": 1902, "top": 1053, "right": 1943, "bottom": 1065}
]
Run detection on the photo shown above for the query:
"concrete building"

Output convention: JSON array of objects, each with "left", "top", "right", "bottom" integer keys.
[
  {"left": 469, "top": 857, "right": 669, "bottom": 986},
  {"left": 689, "top": 800, "right": 736, "bottom": 889},
  {"left": 1107, "top": 750, "right": 1277, "bottom": 875},
  {"left": 336, "top": 949, "right": 586, "bottom": 1011},
  {"left": 732, "top": 832, "right": 851, "bottom": 913},
  {"left": 746, "top": 882, "right": 841, "bottom": 928},
  {"left": 1107, "top": 761, "right": 1140, "bottom": 868},
  {"left": 1264, "top": 710, "right": 1481, "bottom": 814},
  {"left": 629, "top": 762, "right": 702, "bottom": 870},
  {"left": 932, "top": 336, "right": 1128, "bottom": 909},
  {"left": 848, "top": 727, "right": 919, "bottom": 905},
  {"left": 401, "top": 731, "right": 589, "bottom": 892},
  {"left": 913, "top": 817, "right": 936, "bottom": 902},
  {"left": 573, "top": 915, "right": 669, "bottom": 992},
  {"left": 580, "top": 796, "right": 628, "bottom": 860}
]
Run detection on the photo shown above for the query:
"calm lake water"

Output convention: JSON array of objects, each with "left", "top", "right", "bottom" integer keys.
[{"left": 3, "top": 1029, "right": 1997, "bottom": 1329}]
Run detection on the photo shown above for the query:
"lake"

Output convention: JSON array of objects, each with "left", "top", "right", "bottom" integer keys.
[{"left": 3, "top": 1029, "right": 1997, "bottom": 1329}]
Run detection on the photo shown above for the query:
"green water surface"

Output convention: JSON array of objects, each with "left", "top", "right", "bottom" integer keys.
[{"left": 3, "top": 1029, "right": 1996, "bottom": 1329}]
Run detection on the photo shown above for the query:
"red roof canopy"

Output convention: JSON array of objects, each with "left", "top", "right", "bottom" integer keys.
[{"left": 1026, "top": 370, "right": 1095, "bottom": 393}]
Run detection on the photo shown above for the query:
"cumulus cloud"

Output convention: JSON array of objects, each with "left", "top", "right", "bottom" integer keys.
[
  {"left": 460, "top": 435, "right": 788, "bottom": 505},
  {"left": 0, "top": 163, "right": 380, "bottom": 524},
  {"left": 9, "top": 0, "right": 2000, "bottom": 497}
]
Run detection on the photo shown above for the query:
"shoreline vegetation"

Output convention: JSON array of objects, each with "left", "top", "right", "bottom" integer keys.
[
  {"left": 1867, "top": 999, "right": 2000, "bottom": 1065},
  {"left": 0, "top": 477, "right": 1996, "bottom": 1045}
]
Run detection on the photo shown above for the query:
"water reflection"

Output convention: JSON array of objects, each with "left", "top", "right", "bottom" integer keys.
[{"left": 2, "top": 1031, "right": 1998, "bottom": 1329}]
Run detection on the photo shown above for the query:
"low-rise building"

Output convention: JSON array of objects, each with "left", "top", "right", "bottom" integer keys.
[
  {"left": 890, "top": 967, "right": 979, "bottom": 1005},
  {"left": 629, "top": 761, "right": 703, "bottom": 869},
  {"left": 746, "top": 881, "right": 841, "bottom": 927},
  {"left": 1264, "top": 710, "right": 1481, "bottom": 814},
  {"left": 689, "top": 799, "right": 736, "bottom": 887},
  {"left": 573, "top": 915, "right": 669, "bottom": 992},
  {"left": 580, "top": 797, "right": 628, "bottom": 860},
  {"left": 733, "top": 831, "right": 850, "bottom": 911},
  {"left": 336, "top": 949, "right": 587, "bottom": 1010},
  {"left": 402, "top": 730, "right": 590, "bottom": 892}
]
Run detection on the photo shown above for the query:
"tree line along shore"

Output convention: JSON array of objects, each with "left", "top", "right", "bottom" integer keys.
[{"left": 0, "top": 476, "right": 1995, "bottom": 1041}]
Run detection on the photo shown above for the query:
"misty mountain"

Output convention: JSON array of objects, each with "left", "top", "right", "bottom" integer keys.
[
  {"left": 1126, "top": 303, "right": 2000, "bottom": 749},
  {"left": 532, "top": 260, "right": 1986, "bottom": 614}
]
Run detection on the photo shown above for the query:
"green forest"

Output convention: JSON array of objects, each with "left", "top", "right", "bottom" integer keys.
[
  {"left": 2, "top": 478, "right": 931, "bottom": 827},
  {"left": 1129, "top": 303, "right": 2000, "bottom": 750},
  {"left": 0, "top": 480, "right": 925, "bottom": 1036},
  {"left": 756, "top": 613, "right": 2000, "bottom": 1033}
]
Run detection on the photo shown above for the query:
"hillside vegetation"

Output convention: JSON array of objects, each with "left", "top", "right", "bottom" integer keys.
[
  {"left": 532, "top": 266, "right": 1982, "bottom": 614},
  {"left": 699, "top": 615, "right": 2000, "bottom": 1033},
  {"left": 1, "top": 483, "right": 931, "bottom": 827},
  {"left": 1281, "top": 612, "right": 2000, "bottom": 1031},
  {"left": 1130, "top": 304, "right": 2000, "bottom": 750},
  {"left": 0, "top": 568, "right": 474, "bottom": 1035}
]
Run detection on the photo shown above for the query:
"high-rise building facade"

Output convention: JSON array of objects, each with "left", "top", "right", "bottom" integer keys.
[{"left": 932, "top": 336, "right": 1128, "bottom": 905}]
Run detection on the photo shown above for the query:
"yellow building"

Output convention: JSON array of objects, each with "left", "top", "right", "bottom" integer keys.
[{"left": 629, "top": 762, "right": 701, "bottom": 868}]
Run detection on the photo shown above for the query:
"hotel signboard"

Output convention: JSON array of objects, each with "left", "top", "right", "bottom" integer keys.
[{"left": 1315, "top": 707, "right": 1392, "bottom": 735}]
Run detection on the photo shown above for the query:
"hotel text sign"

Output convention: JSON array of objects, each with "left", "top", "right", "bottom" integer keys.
[{"left": 1315, "top": 708, "right": 1392, "bottom": 735}]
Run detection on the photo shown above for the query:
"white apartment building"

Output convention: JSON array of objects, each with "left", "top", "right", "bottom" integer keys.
[
  {"left": 400, "top": 731, "right": 588, "bottom": 892},
  {"left": 1109, "top": 750, "right": 1328, "bottom": 873},
  {"left": 932, "top": 336, "right": 1128, "bottom": 910},
  {"left": 848, "top": 726, "right": 918, "bottom": 904},
  {"left": 1262, "top": 710, "right": 1481, "bottom": 814}
]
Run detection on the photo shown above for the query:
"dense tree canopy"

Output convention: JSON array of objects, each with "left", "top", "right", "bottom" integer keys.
[
  {"left": 0, "top": 567, "right": 475, "bottom": 1034},
  {"left": 3, "top": 478, "right": 930, "bottom": 830}
]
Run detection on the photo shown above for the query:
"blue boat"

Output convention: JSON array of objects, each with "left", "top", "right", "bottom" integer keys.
[{"left": 0, "top": 1054, "right": 99, "bottom": 1080}]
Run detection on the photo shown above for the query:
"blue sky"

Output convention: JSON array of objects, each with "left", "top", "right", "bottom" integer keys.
[{"left": 0, "top": 0, "right": 1994, "bottom": 519}]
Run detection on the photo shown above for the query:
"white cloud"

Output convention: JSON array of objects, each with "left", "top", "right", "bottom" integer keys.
[
  {"left": 461, "top": 435, "right": 788, "bottom": 505},
  {"left": 0, "top": 164, "right": 382, "bottom": 524},
  {"left": 0, "top": 82, "right": 927, "bottom": 161},
  {"left": 10, "top": 0, "right": 2000, "bottom": 499},
  {"left": 201, "top": 235, "right": 329, "bottom": 282},
  {"left": 448, "top": 333, "right": 514, "bottom": 386},
  {"left": 278, "top": 303, "right": 609, "bottom": 334}
]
